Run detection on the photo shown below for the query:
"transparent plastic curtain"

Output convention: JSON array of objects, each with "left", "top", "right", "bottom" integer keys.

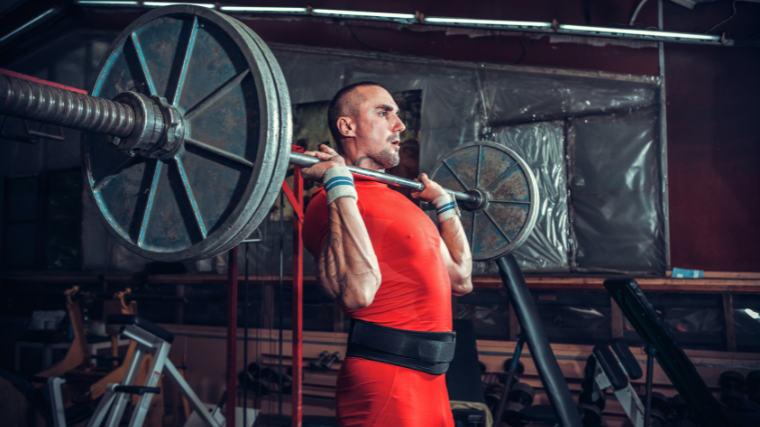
[{"left": 270, "top": 44, "right": 665, "bottom": 274}]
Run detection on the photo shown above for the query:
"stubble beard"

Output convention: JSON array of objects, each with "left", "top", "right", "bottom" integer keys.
[
  {"left": 366, "top": 135, "right": 401, "bottom": 169},
  {"left": 367, "top": 147, "right": 400, "bottom": 169}
]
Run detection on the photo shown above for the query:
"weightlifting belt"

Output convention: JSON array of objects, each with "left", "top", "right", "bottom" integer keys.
[{"left": 346, "top": 319, "right": 456, "bottom": 375}]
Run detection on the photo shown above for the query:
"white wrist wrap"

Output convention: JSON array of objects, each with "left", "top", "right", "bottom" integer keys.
[
  {"left": 433, "top": 193, "right": 460, "bottom": 223},
  {"left": 323, "top": 166, "right": 357, "bottom": 205}
]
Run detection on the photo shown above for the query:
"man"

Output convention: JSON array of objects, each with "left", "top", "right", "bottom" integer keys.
[{"left": 301, "top": 82, "right": 473, "bottom": 427}]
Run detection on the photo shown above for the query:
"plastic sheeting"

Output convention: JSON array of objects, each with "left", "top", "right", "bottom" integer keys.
[
  {"left": 570, "top": 113, "right": 666, "bottom": 273},
  {"left": 495, "top": 122, "right": 568, "bottom": 272}
]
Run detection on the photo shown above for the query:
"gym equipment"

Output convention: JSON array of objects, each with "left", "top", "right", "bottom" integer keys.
[
  {"left": 502, "top": 358, "right": 525, "bottom": 376},
  {"left": 48, "top": 314, "right": 224, "bottom": 427},
  {"left": 494, "top": 334, "right": 525, "bottom": 424},
  {"left": 0, "top": 5, "right": 540, "bottom": 264},
  {"left": 719, "top": 371, "right": 746, "bottom": 409},
  {"left": 604, "top": 278, "right": 731, "bottom": 427},
  {"left": 502, "top": 382, "right": 535, "bottom": 425},
  {"left": 428, "top": 141, "right": 539, "bottom": 261},
  {"left": 0, "top": 5, "right": 587, "bottom": 425},
  {"left": 497, "top": 256, "right": 583, "bottom": 427},
  {"left": 308, "top": 351, "right": 330, "bottom": 371},
  {"left": 584, "top": 343, "right": 645, "bottom": 426},
  {"left": 321, "top": 351, "right": 341, "bottom": 371}
]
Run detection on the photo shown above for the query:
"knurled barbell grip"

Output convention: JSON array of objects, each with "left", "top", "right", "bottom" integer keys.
[
  {"left": 290, "top": 151, "right": 477, "bottom": 205},
  {"left": 0, "top": 74, "right": 135, "bottom": 138}
]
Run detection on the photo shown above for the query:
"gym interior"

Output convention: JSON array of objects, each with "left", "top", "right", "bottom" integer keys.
[{"left": 0, "top": 1, "right": 758, "bottom": 427}]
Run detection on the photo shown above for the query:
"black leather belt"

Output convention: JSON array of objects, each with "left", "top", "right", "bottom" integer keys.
[{"left": 346, "top": 319, "right": 456, "bottom": 375}]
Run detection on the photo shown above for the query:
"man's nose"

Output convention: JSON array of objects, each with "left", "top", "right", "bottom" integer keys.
[{"left": 392, "top": 115, "right": 406, "bottom": 133}]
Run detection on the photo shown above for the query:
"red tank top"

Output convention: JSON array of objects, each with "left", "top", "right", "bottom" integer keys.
[{"left": 303, "top": 179, "right": 452, "bottom": 332}]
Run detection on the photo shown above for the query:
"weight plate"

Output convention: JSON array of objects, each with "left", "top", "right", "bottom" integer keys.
[
  {"left": 428, "top": 141, "right": 539, "bottom": 261},
  {"left": 209, "top": 15, "right": 292, "bottom": 255},
  {"left": 83, "top": 5, "right": 281, "bottom": 261}
]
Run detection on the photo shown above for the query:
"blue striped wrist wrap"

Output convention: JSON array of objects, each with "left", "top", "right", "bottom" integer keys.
[
  {"left": 323, "top": 166, "right": 357, "bottom": 205},
  {"left": 433, "top": 193, "right": 460, "bottom": 222}
]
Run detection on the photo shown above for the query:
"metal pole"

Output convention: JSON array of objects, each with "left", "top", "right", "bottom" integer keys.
[
  {"left": 494, "top": 335, "right": 525, "bottom": 425},
  {"left": 495, "top": 255, "right": 582, "bottom": 427},
  {"left": 291, "top": 165, "right": 304, "bottom": 427},
  {"left": 289, "top": 152, "right": 477, "bottom": 204},
  {"left": 0, "top": 73, "right": 135, "bottom": 137},
  {"left": 644, "top": 346, "right": 655, "bottom": 427},
  {"left": 226, "top": 246, "right": 239, "bottom": 427}
]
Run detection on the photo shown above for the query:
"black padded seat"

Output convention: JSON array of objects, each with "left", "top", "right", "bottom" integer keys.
[
  {"left": 106, "top": 315, "right": 174, "bottom": 344},
  {"left": 593, "top": 345, "right": 628, "bottom": 391},
  {"left": 610, "top": 338, "right": 642, "bottom": 380}
]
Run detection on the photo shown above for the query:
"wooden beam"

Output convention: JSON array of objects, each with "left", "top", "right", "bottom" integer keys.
[
  {"left": 4, "top": 273, "right": 760, "bottom": 293},
  {"left": 723, "top": 293, "right": 737, "bottom": 352}
]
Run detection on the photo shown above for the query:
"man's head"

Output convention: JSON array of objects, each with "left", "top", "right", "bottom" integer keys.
[{"left": 327, "top": 82, "right": 405, "bottom": 170}]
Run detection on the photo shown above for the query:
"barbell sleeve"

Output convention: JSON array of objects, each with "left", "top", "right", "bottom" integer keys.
[
  {"left": 0, "top": 73, "right": 135, "bottom": 137},
  {"left": 290, "top": 151, "right": 477, "bottom": 205}
]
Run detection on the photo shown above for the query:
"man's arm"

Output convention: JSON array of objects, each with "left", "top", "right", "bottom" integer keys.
[
  {"left": 412, "top": 174, "right": 473, "bottom": 296},
  {"left": 301, "top": 146, "right": 382, "bottom": 310}
]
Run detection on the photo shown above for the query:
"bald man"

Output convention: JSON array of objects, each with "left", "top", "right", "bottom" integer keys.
[{"left": 301, "top": 82, "right": 473, "bottom": 427}]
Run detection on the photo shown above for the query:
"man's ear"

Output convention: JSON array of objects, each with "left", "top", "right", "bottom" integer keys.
[{"left": 337, "top": 116, "right": 356, "bottom": 138}]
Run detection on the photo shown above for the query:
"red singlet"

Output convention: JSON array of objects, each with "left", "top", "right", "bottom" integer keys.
[{"left": 303, "top": 179, "right": 455, "bottom": 427}]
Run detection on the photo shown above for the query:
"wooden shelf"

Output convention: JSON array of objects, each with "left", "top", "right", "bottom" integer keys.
[{"left": 3, "top": 272, "right": 760, "bottom": 293}]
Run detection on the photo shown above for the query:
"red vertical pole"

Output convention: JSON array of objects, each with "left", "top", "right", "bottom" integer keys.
[
  {"left": 292, "top": 165, "right": 304, "bottom": 427},
  {"left": 226, "top": 246, "right": 239, "bottom": 427}
]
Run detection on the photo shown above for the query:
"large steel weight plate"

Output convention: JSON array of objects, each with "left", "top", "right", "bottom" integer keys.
[
  {"left": 83, "top": 6, "right": 285, "bottom": 262},
  {"left": 428, "top": 141, "right": 539, "bottom": 260}
]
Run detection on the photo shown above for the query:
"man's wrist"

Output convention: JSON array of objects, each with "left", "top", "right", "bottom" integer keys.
[
  {"left": 324, "top": 166, "right": 358, "bottom": 205},
  {"left": 433, "top": 193, "right": 460, "bottom": 223}
]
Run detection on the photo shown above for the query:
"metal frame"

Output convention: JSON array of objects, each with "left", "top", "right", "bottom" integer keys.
[
  {"left": 46, "top": 321, "right": 225, "bottom": 427},
  {"left": 225, "top": 160, "right": 305, "bottom": 427}
]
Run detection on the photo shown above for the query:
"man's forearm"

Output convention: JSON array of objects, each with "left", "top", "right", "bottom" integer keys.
[
  {"left": 317, "top": 197, "right": 381, "bottom": 310},
  {"left": 440, "top": 217, "right": 473, "bottom": 296}
]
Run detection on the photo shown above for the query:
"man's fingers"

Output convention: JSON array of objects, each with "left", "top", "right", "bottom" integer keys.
[{"left": 319, "top": 144, "right": 338, "bottom": 154}]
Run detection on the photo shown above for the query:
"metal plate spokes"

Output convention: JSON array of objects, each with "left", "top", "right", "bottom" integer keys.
[
  {"left": 83, "top": 5, "right": 281, "bottom": 261},
  {"left": 429, "top": 141, "right": 540, "bottom": 260}
]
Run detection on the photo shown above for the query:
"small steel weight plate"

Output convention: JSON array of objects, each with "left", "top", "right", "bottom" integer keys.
[
  {"left": 428, "top": 141, "right": 539, "bottom": 260},
  {"left": 83, "top": 5, "right": 286, "bottom": 261}
]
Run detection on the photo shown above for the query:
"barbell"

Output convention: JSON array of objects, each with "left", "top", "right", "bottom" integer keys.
[{"left": 0, "top": 5, "right": 539, "bottom": 262}]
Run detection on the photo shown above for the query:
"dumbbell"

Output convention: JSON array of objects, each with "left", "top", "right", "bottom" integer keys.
[
  {"left": 643, "top": 391, "right": 670, "bottom": 426},
  {"left": 309, "top": 351, "right": 330, "bottom": 371},
  {"left": 579, "top": 377, "right": 606, "bottom": 411},
  {"left": 322, "top": 351, "right": 341, "bottom": 371},
  {"left": 503, "top": 382, "right": 535, "bottom": 426},
  {"left": 484, "top": 384, "right": 503, "bottom": 418},
  {"left": 578, "top": 403, "right": 603, "bottom": 427},
  {"left": 719, "top": 370, "right": 747, "bottom": 409},
  {"left": 503, "top": 358, "right": 526, "bottom": 375},
  {"left": 237, "top": 370, "right": 270, "bottom": 396}
]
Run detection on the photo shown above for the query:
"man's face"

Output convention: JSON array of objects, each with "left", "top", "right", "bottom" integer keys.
[{"left": 351, "top": 85, "right": 405, "bottom": 169}]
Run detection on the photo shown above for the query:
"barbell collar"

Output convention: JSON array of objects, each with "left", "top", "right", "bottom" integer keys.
[
  {"left": 0, "top": 74, "right": 135, "bottom": 138},
  {"left": 289, "top": 151, "right": 478, "bottom": 205}
]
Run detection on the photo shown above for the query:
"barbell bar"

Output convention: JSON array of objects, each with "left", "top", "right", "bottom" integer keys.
[
  {"left": 0, "top": 5, "right": 538, "bottom": 262},
  {"left": 0, "top": 73, "right": 478, "bottom": 203}
]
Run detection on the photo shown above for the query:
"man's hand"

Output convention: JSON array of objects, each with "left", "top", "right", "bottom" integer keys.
[
  {"left": 410, "top": 173, "right": 446, "bottom": 203},
  {"left": 301, "top": 144, "right": 346, "bottom": 183}
]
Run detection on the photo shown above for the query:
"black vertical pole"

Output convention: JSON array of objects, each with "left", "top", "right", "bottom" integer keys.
[
  {"left": 644, "top": 346, "right": 655, "bottom": 427},
  {"left": 495, "top": 255, "right": 582, "bottom": 427}
]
